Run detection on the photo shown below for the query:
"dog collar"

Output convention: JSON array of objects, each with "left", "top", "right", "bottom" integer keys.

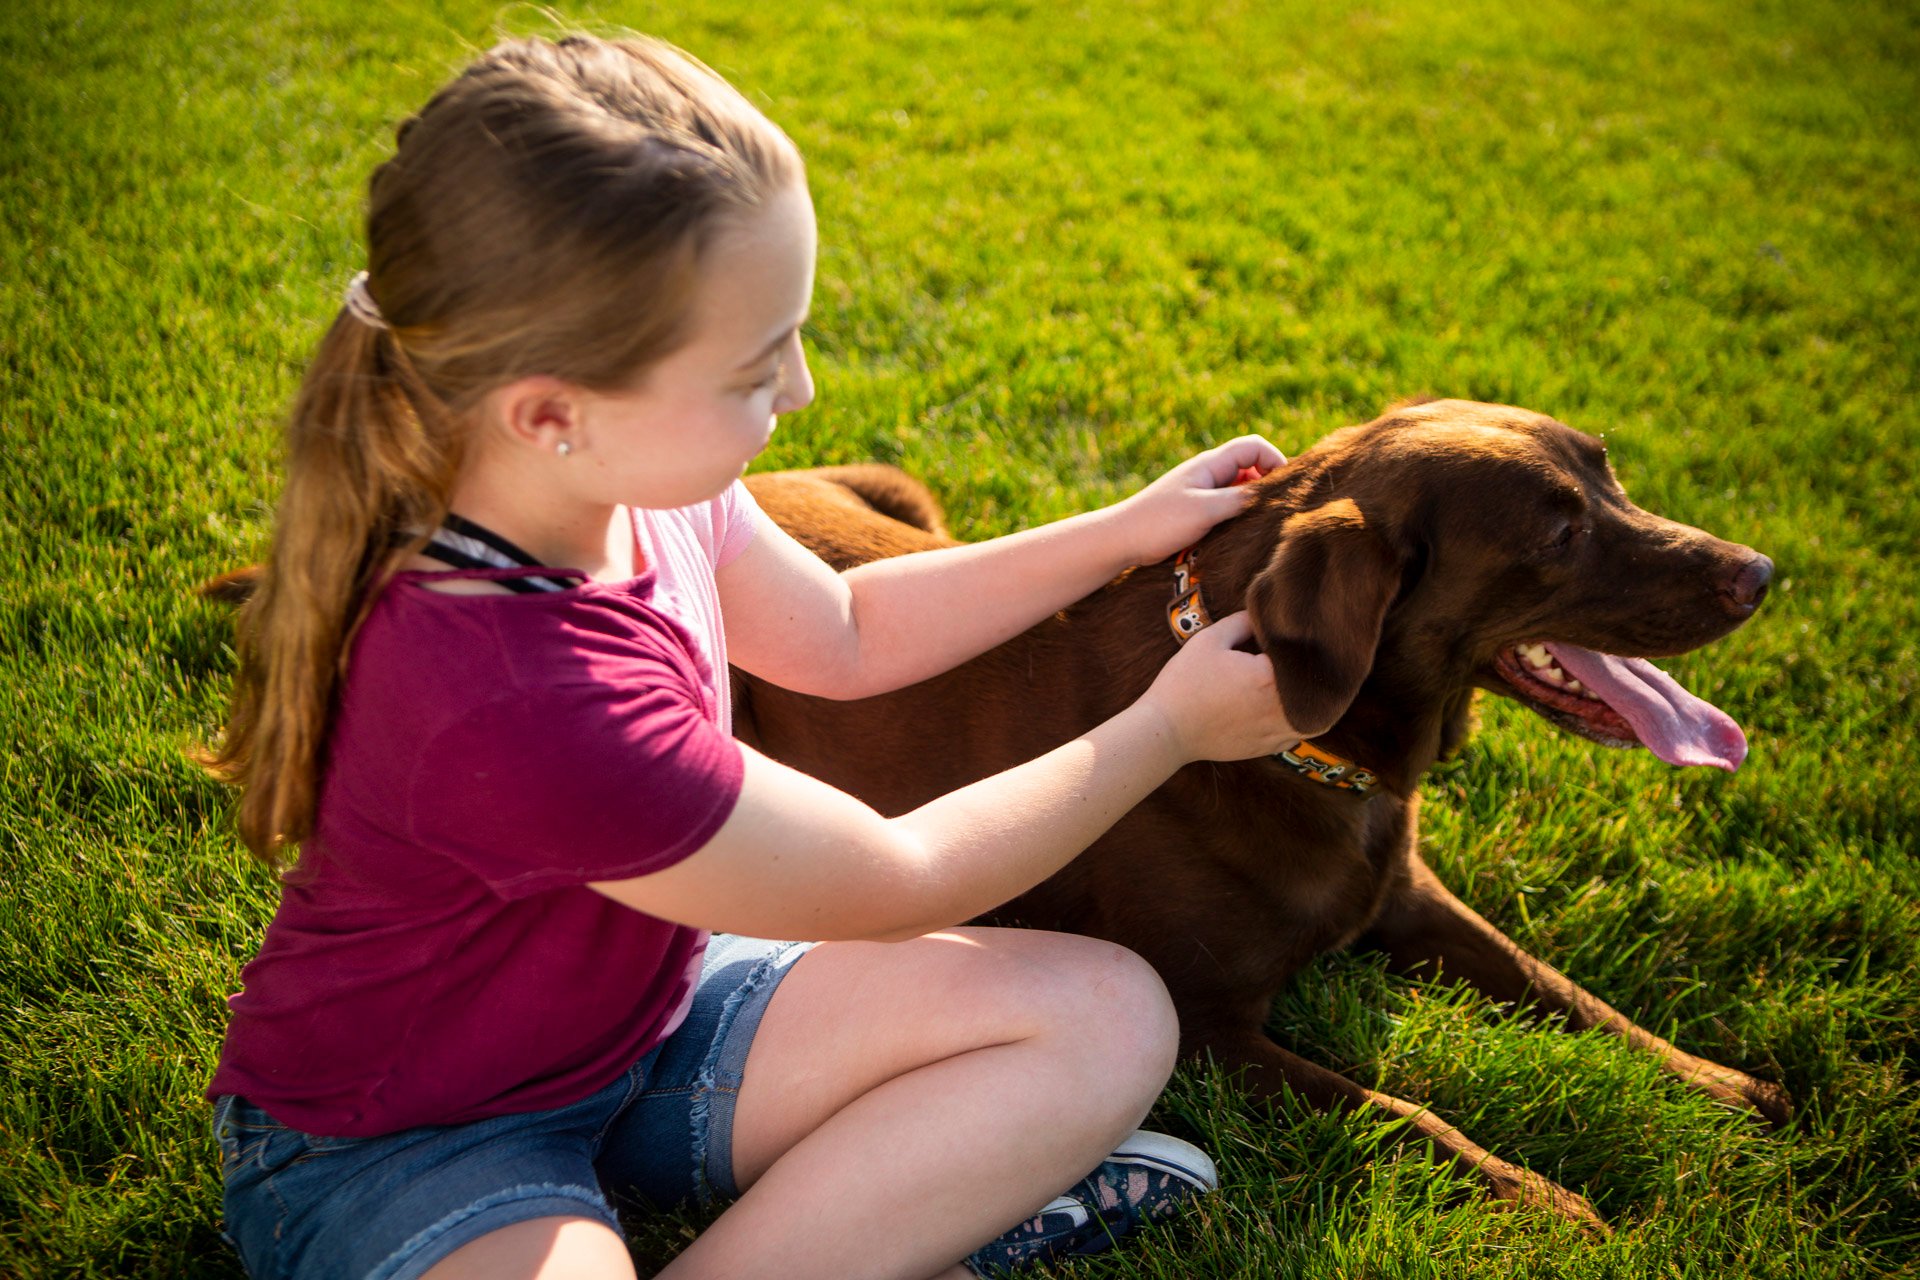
[
  {"left": 1167, "top": 547, "right": 1214, "bottom": 642},
  {"left": 1166, "top": 545, "right": 1379, "bottom": 796},
  {"left": 1271, "top": 741, "right": 1380, "bottom": 794}
]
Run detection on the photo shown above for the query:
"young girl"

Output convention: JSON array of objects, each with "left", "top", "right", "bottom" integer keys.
[{"left": 204, "top": 33, "right": 1300, "bottom": 1280}]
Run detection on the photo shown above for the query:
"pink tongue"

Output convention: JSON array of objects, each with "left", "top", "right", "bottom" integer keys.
[{"left": 1544, "top": 643, "right": 1748, "bottom": 771}]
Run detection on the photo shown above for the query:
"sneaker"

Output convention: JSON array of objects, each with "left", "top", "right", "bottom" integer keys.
[{"left": 962, "top": 1130, "right": 1218, "bottom": 1277}]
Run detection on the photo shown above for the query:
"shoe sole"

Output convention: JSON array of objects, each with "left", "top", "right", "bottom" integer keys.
[{"left": 1108, "top": 1129, "right": 1219, "bottom": 1191}]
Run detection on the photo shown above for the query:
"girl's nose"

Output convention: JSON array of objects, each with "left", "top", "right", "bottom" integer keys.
[{"left": 775, "top": 347, "right": 815, "bottom": 415}]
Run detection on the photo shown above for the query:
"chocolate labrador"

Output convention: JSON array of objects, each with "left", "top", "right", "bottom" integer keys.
[{"left": 734, "top": 398, "right": 1787, "bottom": 1229}]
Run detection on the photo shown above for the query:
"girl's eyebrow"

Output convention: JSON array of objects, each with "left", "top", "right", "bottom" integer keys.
[{"left": 733, "top": 318, "right": 806, "bottom": 372}]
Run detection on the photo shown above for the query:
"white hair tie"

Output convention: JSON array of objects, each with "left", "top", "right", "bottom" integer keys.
[{"left": 342, "top": 271, "right": 389, "bottom": 330}]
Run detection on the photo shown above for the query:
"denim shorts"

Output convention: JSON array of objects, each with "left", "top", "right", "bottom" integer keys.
[{"left": 213, "top": 934, "right": 815, "bottom": 1280}]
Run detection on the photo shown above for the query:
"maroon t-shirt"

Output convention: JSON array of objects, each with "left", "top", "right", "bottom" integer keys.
[{"left": 209, "top": 495, "right": 753, "bottom": 1137}]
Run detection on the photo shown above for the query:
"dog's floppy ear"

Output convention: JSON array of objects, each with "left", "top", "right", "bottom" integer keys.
[{"left": 1246, "top": 499, "right": 1402, "bottom": 738}]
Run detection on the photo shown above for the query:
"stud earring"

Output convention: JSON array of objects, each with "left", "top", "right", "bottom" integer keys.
[{"left": 556, "top": 440, "right": 573, "bottom": 457}]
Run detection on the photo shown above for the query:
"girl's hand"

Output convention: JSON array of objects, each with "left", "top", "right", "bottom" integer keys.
[
  {"left": 1138, "top": 611, "right": 1302, "bottom": 763},
  {"left": 1112, "top": 435, "right": 1288, "bottom": 567}
]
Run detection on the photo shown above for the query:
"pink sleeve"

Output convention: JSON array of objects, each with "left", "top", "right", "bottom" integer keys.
[
  {"left": 406, "top": 652, "right": 744, "bottom": 900},
  {"left": 713, "top": 480, "right": 759, "bottom": 569}
]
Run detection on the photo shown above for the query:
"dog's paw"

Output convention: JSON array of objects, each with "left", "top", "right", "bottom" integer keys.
[
  {"left": 1713, "top": 1071, "right": 1792, "bottom": 1128},
  {"left": 1483, "top": 1159, "right": 1610, "bottom": 1238},
  {"left": 1678, "top": 1058, "right": 1793, "bottom": 1128},
  {"left": 1743, "top": 1076, "right": 1793, "bottom": 1127}
]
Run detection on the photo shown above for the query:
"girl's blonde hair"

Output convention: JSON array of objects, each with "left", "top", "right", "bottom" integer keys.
[{"left": 203, "top": 34, "right": 802, "bottom": 868}]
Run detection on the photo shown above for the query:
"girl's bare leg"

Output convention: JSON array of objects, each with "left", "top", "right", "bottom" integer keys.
[
  {"left": 664, "top": 926, "right": 1181, "bottom": 1280},
  {"left": 422, "top": 927, "right": 1178, "bottom": 1280}
]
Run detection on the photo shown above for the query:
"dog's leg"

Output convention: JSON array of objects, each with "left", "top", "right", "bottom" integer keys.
[
  {"left": 1361, "top": 855, "right": 1790, "bottom": 1124},
  {"left": 1194, "top": 1026, "right": 1606, "bottom": 1232},
  {"left": 1435, "top": 687, "right": 1480, "bottom": 760}
]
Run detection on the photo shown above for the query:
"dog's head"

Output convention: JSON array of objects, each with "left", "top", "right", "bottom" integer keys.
[{"left": 1241, "top": 399, "right": 1770, "bottom": 770}]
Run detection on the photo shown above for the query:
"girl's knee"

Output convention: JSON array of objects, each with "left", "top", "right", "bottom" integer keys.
[
  {"left": 1100, "top": 945, "right": 1181, "bottom": 1083},
  {"left": 930, "top": 927, "right": 1178, "bottom": 1083},
  {"left": 1025, "top": 932, "right": 1180, "bottom": 1084}
]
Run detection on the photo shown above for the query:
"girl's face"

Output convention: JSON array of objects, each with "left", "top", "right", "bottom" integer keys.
[{"left": 575, "top": 182, "right": 818, "bottom": 510}]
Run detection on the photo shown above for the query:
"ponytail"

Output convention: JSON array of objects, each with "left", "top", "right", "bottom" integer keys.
[{"left": 200, "top": 302, "right": 463, "bottom": 867}]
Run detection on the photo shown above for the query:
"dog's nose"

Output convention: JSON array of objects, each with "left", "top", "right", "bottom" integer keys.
[{"left": 1720, "top": 553, "right": 1773, "bottom": 615}]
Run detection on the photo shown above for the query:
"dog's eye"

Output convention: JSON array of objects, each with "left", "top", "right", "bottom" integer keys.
[{"left": 1547, "top": 520, "right": 1580, "bottom": 551}]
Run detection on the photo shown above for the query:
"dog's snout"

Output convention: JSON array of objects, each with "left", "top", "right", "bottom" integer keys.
[{"left": 1719, "top": 553, "right": 1773, "bottom": 616}]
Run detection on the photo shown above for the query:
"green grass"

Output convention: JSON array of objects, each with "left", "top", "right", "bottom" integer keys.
[{"left": 3, "top": 0, "right": 1916, "bottom": 1274}]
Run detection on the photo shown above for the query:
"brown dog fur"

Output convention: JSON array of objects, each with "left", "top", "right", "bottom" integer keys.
[{"left": 736, "top": 399, "right": 1787, "bottom": 1229}]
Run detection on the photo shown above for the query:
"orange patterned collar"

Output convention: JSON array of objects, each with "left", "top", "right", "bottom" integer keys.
[{"left": 1166, "top": 545, "right": 1379, "bottom": 796}]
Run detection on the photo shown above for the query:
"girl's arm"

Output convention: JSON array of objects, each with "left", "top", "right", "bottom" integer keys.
[
  {"left": 591, "top": 613, "right": 1299, "bottom": 941},
  {"left": 718, "top": 436, "right": 1283, "bottom": 700}
]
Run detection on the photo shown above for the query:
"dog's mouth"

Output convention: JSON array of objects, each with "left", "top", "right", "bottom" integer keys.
[{"left": 1491, "top": 641, "right": 1747, "bottom": 771}]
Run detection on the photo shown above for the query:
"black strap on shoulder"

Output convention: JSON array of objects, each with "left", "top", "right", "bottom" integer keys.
[
  {"left": 438, "top": 513, "right": 545, "bottom": 568},
  {"left": 414, "top": 513, "right": 579, "bottom": 594}
]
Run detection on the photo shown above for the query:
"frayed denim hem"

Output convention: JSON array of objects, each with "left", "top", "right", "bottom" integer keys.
[
  {"left": 688, "top": 938, "right": 815, "bottom": 1207},
  {"left": 371, "top": 1183, "right": 619, "bottom": 1280}
]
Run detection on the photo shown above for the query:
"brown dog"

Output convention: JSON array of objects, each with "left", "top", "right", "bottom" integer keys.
[{"left": 735, "top": 399, "right": 1788, "bottom": 1229}]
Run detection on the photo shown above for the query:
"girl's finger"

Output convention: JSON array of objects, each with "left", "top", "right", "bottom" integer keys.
[
  {"left": 1220, "top": 435, "right": 1286, "bottom": 472},
  {"left": 1196, "top": 609, "right": 1254, "bottom": 650},
  {"left": 1199, "top": 436, "right": 1286, "bottom": 487}
]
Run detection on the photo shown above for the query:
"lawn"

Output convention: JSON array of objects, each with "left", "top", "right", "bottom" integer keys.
[{"left": 2, "top": 0, "right": 1915, "bottom": 1276}]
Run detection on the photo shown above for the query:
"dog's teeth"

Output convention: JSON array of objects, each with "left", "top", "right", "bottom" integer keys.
[
  {"left": 1540, "top": 666, "right": 1565, "bottom": 685},
  {"left": 1521, "top": 644, "right": 1552, "bottom": 668},
  {"left": 1566, "top": 678, "right": 1584, "bottom": 693}
]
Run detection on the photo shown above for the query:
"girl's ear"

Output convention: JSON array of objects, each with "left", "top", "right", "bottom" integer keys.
[
  {"left": 490, "top": 375, "right": 583, "bottom": 452},
  {"left": 1245, "top": 499, "right": 1403, "bottom": 738}
]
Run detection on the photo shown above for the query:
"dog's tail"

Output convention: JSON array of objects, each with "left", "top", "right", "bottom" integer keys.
[
  {"left": 804, "top": 465, "right": 950, "bottom": 539},
  {"left": 198, "top": 566, "right": 262, "bottom": 605}
]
